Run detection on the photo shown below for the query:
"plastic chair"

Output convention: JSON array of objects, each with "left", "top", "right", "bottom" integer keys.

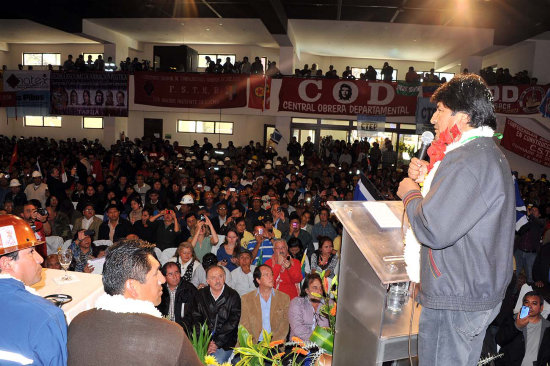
[
  {"left": 93, "top": 239, "right": 113, "bottom": 247},
  {"left": 45, "top": 236, "right": 64, "bottom": 255},
  {"left": 161, "top": 247, "right": 178, "bottom": 266},
  {"left": 72, "top": 201, "right": 78, "bottom": 209},
  {"left": 211, "top": 235, "right": 225, "bottom": 254}
]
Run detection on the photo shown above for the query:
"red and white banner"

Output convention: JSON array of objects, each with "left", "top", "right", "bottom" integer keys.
[
  {"left": 278, "top": 78, "right": 417, "bottom": 116},
  {"left": 501, "top": 118, "right": 550, "bottom": 167},
  {"left": 248, "top": 75, "right": 271, "bottom": 110},
  {"left": 489, "top": 84, "right": 550, "bottom": 114},
  {"left": 134, "top": 72, "right": 248, "bottom": 109}
]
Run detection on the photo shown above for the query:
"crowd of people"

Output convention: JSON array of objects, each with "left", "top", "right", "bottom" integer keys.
[{"left": 0, "top": 129, "right": 548, "bottom": 364}]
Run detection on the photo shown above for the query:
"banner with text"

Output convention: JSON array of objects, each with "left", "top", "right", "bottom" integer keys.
[
  {"left": 500, "top": 118, "right": 550, "bottom": 167},
  {"left": 278, "top": 78, "right": 417, "bottom": 116},
  {"left": 50, "top": 72, "right": 129, "bottom": 117},
  {"left": 489, "top": 84, "right": 550, "bottom": 114},
  {"left": 134, "top": 72, "right": 247, "bottom": 109},
  {"left": 2, "top": 70, "right": 50, "bottom": 117},
  {"left": 357, "top": 115, "right": 386, "bottom": 139}
]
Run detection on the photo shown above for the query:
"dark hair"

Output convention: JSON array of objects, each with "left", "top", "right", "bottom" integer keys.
[
  {"left": 161, "top": 261, "right": 180, "bottom": 276},
  {"left": 431, "top": 73, "right": 496, "bottom": 129},
  {"left": 253, "top": 264, "right": 272, "bottom": 288},
  {"left": 237, "top": 248, "right": 252, "bottom": 259},
  {"left": 106, "top": 204, "right": 119, "bottom": 212},
  {"left": 299, "top": 273, "right": 325, "bottom": 297},
  {"left": 0, "top": 251, "right": 19, "bottom": 265},
  {"left": 92, "top": 244, "right": 108, "bottom": 258},
  {"left": 289, "top": 212, "right": 300, "bottom": 222},
  {"left": 523, "top": 291, "right": 544, "bottom": 305},
  {"left": 102, "top": 239, "right": 156, "bottom": 296},
  {"left": 201, "top": 253, "right": 218, "bottom": 270}
]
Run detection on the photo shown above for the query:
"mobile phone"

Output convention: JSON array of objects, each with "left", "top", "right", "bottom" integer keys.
[
  {"left": 258, "top": 228, "right": 263, "bottom": 235},
  {"left": 229, "top": 188, "right": 236, "bottom": 192},
  {"left": 197, "top": 184, "right": 203, "bottom": 188},
  {"left": 520, "top": 305, "right": 529, "bottom": 319},
  {"left": 292, "top": 222, "right": 298, "bottom": 228},
  {"left": 200, "top": 214, "right": 206, "bottom": 222},
  {"left": 306, "top": 197, "right": 311, "bottom": 203}
]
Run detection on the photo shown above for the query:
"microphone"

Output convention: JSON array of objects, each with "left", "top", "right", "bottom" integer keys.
[{"left": 417, "top": 131, "right": 434, "bottom": 161}]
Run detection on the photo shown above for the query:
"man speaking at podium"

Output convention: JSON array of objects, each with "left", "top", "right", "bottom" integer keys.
[{"left": 397, "top": 74, "right": 515, "bottom": 366}]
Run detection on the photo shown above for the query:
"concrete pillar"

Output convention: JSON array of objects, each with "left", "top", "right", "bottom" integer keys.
[
  {"left": 103, "top": 43, "right": 116, "bottom": 65},
  {"left": 103, "top": 117, "right": 116, "bottom": 147},
  {"left": 279, "top": 46, "right": 295, "bottom": 75},
  {"left": 532, "top": 40, "right": 550, "bottom": 84},
  {"left": 275, "top": 115, "right": 291, "bottom": 158},
  {"left": 460, "top": 55, "right": 483, "bottom": 74}
]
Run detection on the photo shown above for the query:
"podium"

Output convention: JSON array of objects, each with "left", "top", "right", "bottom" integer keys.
[{"left": 329, "top": 201, "right": 420, "bottom": 365}]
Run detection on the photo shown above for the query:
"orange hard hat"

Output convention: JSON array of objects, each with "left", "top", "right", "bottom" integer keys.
[{"left": 0, "top": 215, "right": 44, "bottom": 255}]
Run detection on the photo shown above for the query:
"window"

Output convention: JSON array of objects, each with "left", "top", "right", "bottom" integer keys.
[
  {"left": 23, "top": 53, "right": 61, "bottom": 66},
  {"left": 215, "top": 122, "right": 234, "bottom": 134},
  {"left": 292, "top": 118, "right": 317, "bottom": 124},
  {"left": 351, "top": 67, "right": 366, "bottom": 79},
  {"left": 374, "top": 68, "right": 398, "bottom": 81},
  {"left": 198, "top": 54, "right": 236, "bottom": 68},
  {"left": 196, "top": 121, "right": 215, "bottom": 134},
  {"left": 83, "top": 117, "right": 103, "bottom": 129},
  {"left": 260, "top": 57, "right": 268, "bottom": 73},
  {"left": 24, "top": 116, "right": 62, "bottom": 127},
  {"left": 321, "top": 119, "right": 350, "bottom": 126},
  {"left": 177, "top": 120, "right": 233, "bottom": 134},
  {"left": 83, "top": 53, "right": 103, "bottom": 62}
]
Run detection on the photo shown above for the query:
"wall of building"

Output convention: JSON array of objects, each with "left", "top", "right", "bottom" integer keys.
[
  {"left": 294, "top": 52, "right": 436, "bottom": 78},
  {"left": 6, "top": 115, "right": 104, "bottom": 141},
  {"left": 1, "top": 43, "right": 104, "bottom": 69},
  {"left": 482, "top": 41, "right": 536, "bottom": 76}
]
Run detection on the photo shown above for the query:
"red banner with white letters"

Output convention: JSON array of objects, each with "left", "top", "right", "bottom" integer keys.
[
  {"left": 489, "top": 84, "right": 550, "bottom": 114},
  {"left": 278, "top": 77, "right": 417, "bottom": 116},
  {"left": 501, "top": 118, "right": 550, "bottom": 167},
  {"left": 134, "top": 72, "right": 248, "bottom": 108}
]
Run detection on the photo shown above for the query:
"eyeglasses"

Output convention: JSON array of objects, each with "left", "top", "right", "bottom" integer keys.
[{"left": 218, "top": 207, "right": 227, "bottom": 210}]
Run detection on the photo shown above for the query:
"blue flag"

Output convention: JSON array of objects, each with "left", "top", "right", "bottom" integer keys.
[
  {"left": 540, "top": 88, "right": 550, "bottom": 118},
  {"left": 513, "top": 175, "right": 528, "bottom": 231},
  {"left": 353, "top": 173, "right": 384, "bottom": 201}
]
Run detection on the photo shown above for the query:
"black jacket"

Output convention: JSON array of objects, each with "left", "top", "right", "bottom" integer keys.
[
  {"left": 533, "top": 243, "right": 550, "bottom": 285},
  {"left": 156, "top": 279, "right": 198, "bottom": 332},
  {"left": 185, "top": 285, "right": 241, "bottom": 350},
  {"left": 496, "top": 316, "right": 550, "bottom": 366},
  {"left": 98, "top": 218, "right": 132, "bottom": 242}
]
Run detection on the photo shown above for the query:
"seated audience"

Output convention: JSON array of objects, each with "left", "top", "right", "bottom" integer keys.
[
  {"left": 288, "top": 273, "right": 330, "bottom": 341},
  {"left": 231, "top": 249, "right": 257, "bottom": 296},
  {"left": 72, "top": 203, "right": 102, "bottom": 241},
  {"left": 98, "top": 204, "right": 132, "bottom": 242},
  {"left": 310, "top": 236, "right": 339, "bottom": 279},
  {"left": 185, "top": 265, "right": 241, "bottom": 363},
  {"left": 172, "top": 241, "right": 202, "bottom": 282},
  {"left": 192, "top": 253, "right": 233, "bottom": 289},
  {"left": 216, "top": 228, "right": 239, "bottom": 271},
  {"left": 265, "top": 239, "right": 303, "bottom": 300},
  {"left": 157, "top": 261, "right": 198, "bottom": 330},
  {"left": 240, "top": 264, "right": 290, "bottom": 343}
]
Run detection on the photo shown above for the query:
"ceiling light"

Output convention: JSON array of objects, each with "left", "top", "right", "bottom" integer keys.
[{"left": 205, "top": 28, "right": 210, "bottom": 31}]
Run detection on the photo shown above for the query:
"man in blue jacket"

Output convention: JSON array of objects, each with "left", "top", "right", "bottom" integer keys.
[
  {"left": 398, "top": 74, "right": 515, "bottom": 366},
  {"left": 0, "top": 215, "right": 67, "bottom": 366}
]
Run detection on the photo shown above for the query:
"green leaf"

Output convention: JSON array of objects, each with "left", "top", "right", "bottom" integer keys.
[{"left": 310, "top": 292, "right": 323, "bottom": 298}]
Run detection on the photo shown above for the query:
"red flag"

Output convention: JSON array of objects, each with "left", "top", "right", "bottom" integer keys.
[
  {"left": 109, "top": 156, "right": 115, "bottom": 172},
  {"left": 248, "top": 75, "right": 271, "bottom": 110},
  {"left": 8, "top": 143, "right": 18, "bottom": 173}
]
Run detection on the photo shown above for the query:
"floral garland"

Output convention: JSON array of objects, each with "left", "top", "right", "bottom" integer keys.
[{"left": 404, "top": 125, "right": 495, "bottom": 283}]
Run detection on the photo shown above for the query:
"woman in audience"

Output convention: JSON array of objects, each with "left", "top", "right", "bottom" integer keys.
[
  {"left": 310, "top": 236, "right": 339, "bottom": 279},
  {"left": 191, "top": 215, "right": 218, "bottom": 262},
  {"left": 288, "top": 273, "right": 330, "bottom": 340},
  {"left": 46, "top": 195, "right": 72, "bottom": 240},
  {"left": 131, "top": 207, "right": 156, "bottom": 243},
  {"left": 172, "top": 241, "right": 201, "bottom": 282},
  {"left": 216, "top": 228, "right": 239, "bottom": 271},
  {"left": 287, "top": 236, "right": 305, "bottom": 260},
  {"left": 127, "top": 197, "right": 143, "bottom": 225}
]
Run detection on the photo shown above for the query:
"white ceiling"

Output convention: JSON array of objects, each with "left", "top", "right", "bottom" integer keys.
[
  {"left": 288, "top": 19, "right": 494, "bottom": 62},
  {"left": 87, "top": 18, "right": 278, "bottom": 48},
  {"left": 0, "top": 19, "right": 98, "bottom": 44}
]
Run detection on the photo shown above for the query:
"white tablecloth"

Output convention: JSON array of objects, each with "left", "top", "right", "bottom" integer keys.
[{"left": 32, "top": 268, "right": 105, "bottom": 324}]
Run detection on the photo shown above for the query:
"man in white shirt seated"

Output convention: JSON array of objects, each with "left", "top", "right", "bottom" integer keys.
[
  {"left": 231, "top": 249, "right": 256, "bottom": 296},
  {"left": 71, "top": 203, "right": 102, "bottom": 241}
]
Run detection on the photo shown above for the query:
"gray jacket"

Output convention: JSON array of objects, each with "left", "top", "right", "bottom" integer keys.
[{"left": 406, "top": 137, "right": 515, "bottom": 311}]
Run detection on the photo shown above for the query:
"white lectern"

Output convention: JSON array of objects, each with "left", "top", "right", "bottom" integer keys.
[{"left": 329, "top": 201, "right": 420, "bottom": 365}]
